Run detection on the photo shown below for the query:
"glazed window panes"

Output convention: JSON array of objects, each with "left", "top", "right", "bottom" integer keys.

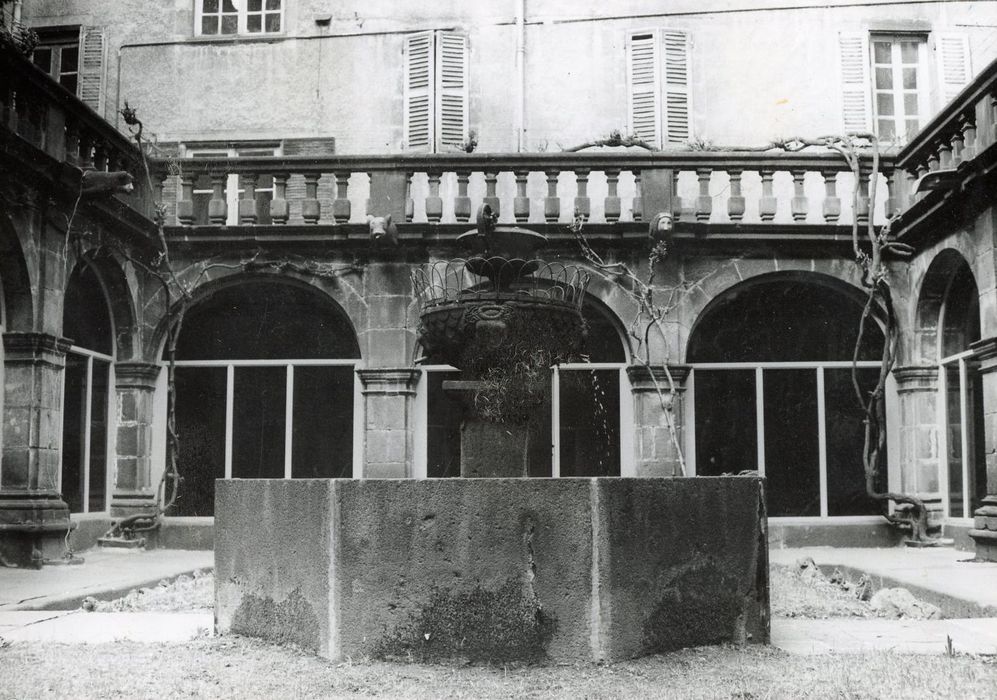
[
  {"left": 871, "top": 37, "right": 925, "bottom": 140},
  {"left": 32, "top": 40, "right": 80, "bottom": 95},
  {"left": 198, "top": 0, "right": 281, "bottom": 36}
]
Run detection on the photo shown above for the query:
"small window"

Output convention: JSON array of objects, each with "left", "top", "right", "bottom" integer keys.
[
  {"left": 870, "top": 36, "right": 929, "bottom": 140},
  {"left": 195, "top": 0, "right": 283, "bottom": 37},
  {"left": 31, "top": 27, "right": 105, "bottom": 113}
]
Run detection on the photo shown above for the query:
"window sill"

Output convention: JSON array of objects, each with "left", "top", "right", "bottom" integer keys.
[{"left": 188, "top": 34, "right": 287, "bottom": 46}]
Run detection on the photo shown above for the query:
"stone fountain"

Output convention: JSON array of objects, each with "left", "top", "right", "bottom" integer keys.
[
  {"left": 413, "top": 205, "right": 590, "bottom": 477},
  {"left": 215, "top": 207, "right": 770, "bottom": 665}
]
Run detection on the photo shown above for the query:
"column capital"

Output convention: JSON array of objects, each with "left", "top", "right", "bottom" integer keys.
[
  {"left": 892, "top": 365, "right": 938, "bottom": 392},
  {"left": 627, "top": 364, "right": 691, "bottom": 393},
  {"left": 356, "top": 367, "right": 421, "bottom": 395},
  {"left": 970, "top": 336, "right": 997, "bottom": 371},
  {"left": 115, "top": 361, "right": 161, "bottom": 390},
  {"left": 2, "top": 332, "right": 72, "bottom": 368}
]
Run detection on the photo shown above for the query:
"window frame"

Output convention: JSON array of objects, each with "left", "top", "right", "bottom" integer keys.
[
  {"left": 31, "top": 27, "right": 81, "bottom": 96},
  {"left": 194, "top": 0, "right": 285, "bottom": 38},
  {"left": 869, "top": 33, "right": 931, "bottom": 142}
]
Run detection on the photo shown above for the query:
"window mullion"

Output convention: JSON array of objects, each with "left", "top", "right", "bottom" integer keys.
[
  {"left": 959, "top": 358, "right": 970, "bottom": 518},
  {"left": 224, "top": 364, "right": 234, "bottom": 479},
  {"left": 82, "top": 355, "right": 93, "bottom": 514},
  {"left": 937, "top": 364, "right": 950, "bottom": 518},
  {"left": 817, "top": 367, "right": 829, "bottom": 517},
  {"left": 284, "top": 364, "right": 294, "bottom": 479},
  {"left": 551, "top": 367, "right": 560, "bottom": 478},
  {"left": 755, "top": 367, "right": 765, "bottom": 476}
]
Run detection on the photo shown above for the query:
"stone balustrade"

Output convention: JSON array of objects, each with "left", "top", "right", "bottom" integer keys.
[
  {"left": 0, "top": 46, "right": 152, "bottom": 216},
  {"left": 895, "top": 58, "right": 997, "bottom": 204},
  {"left": 157, "top": 151, "right": 896, "bottom": 229}
]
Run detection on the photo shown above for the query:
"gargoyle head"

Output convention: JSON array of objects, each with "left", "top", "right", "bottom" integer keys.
[{"left": 367, "top": 214, "right": 398, "bottom": 246}]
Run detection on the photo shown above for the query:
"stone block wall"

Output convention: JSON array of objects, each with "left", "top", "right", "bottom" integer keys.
[{"left": 216, "top": 476, "right": 768, "bottom": 663}]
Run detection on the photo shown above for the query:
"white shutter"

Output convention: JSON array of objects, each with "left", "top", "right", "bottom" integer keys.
[
  {"left": 78, "top": 26, "right": 106, "bottom": 115},
  {"left": 404, "top": 32, "right": 435, "bottom": 151},
  {"left": 935, "top": 33, "right": 971, "bottom": 104},
  {"left": 662, "top": 30, "right": 691, "bottom": 145},
  {"left": 627, "top": 31, "right": 660, "bottom": 148},
  {"left": 838, "top": 31, "right": 872, "bottom": 133},
  {"left": 436, "top": 32, "right": 469, "bottom": 150}
]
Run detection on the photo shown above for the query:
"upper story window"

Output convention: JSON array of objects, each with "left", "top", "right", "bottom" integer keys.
[
  {"left": 838, "top": 30, "right": 970, "bottom": 141},
  {"left": 403, "top": 31, "right": 469, "bottom": 152},
  {"left": 196, "top": 0, "right": 283, "bottom": 37},
  {"left": 31, "top": 26, "right": 105, "bottom": 113},
  {"left": 626, "top": 29, "right": 692, "bottom": 148}
]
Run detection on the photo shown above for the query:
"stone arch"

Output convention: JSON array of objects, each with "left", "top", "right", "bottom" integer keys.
[
  {"left": 686, "top": 270, "right": 885, "bottom": 363},
  {"left": 0, "top": 209, "right": 34, "bottom": 331},
  {"left": 65, "top": 252, "right": 137, "bottom": 359},
  {"left": 151, "top": 269, "right": 362, "bottom": 361},
  {"left": 914, "top": 249, "right": 980, "bottom": 365}
]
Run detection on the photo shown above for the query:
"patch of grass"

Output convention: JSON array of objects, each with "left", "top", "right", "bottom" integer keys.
[
  {"left": 770, "top": 563, "right": 874, "bottom": 619},
  {"left": 0, "top": 637, "right": 994, "bottom": 699}
]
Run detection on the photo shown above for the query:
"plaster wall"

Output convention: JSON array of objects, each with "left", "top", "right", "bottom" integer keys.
[{"left": 21, "top": 1, "right": 997, "bottom": 149}]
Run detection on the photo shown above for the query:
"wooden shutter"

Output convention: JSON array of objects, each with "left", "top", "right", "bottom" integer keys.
[
  {"left": 627, "top": 31, "right": 660, "bottom": 148},
  {"left": 436, "top": 32, "right": 469, "bottom": 150},
  {"left": 78, "top": 26, "right": 106, "bottom": 114},
  {"left": 935, "top": 33, "right": 971, "bottom": 104},
  {"left": 662, "top": 30, "right": 691, "bottom": 145},
  {"left": 838, "top": 31, "right": 872, "bottom": 133},
  {"left": 404, "top": 32, "right": 435, "bottom": 151}
]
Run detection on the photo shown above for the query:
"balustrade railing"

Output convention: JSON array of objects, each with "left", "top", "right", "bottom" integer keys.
[
  {"left": 895, "top": 57, "right": 997, "bottom": 204},
  {"left": 0, "top": 46, "right": 152, "bottom": 216},
  {"left": 156, "top": 151, "right": 897, "bottom": 229}
]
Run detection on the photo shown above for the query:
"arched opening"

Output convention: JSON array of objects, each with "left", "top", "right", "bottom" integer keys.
[
  {"left": 687, "top": 274, "right": 886, "bottom": 517},
  {"left": 918, "top": 251, "right": 985, "bottom": 519},
  {"left": 420, "top": 295, "right": 628, "bottom": 478},
  {"left": 61, "top": 262, "right": 115, "bottom": 513},
  {"left": 170, "top": 278, "right": 360, "bottom": 516}
]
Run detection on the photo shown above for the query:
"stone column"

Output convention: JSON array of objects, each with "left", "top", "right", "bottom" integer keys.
[
  {"left": 357, "top": 368, "right": 420, "bottom": 478},
  {"left": 110, "top": 362, "right": 161, "bottom": 517},
  {"left": 0, "top": 332, "right": 72, "bottom": 566},
  {"left": 969, "top": 337, "right": 997, "bottom": 560},
  {"left": 893, "top": 366, "right": 944, "bottom": 524},
  {"left": 627, "top": 364, "right": 689, "bottom": 477}
]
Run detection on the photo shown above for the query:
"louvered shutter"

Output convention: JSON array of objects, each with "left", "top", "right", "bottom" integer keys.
[
  {"left": 436, "top": 32, "right": 469, "bottom": 150},
  {"left": 404, "top": 32, "right": 435, "bottom": 151},
  {"left": 78, "top": 26, "right": 106, "bottom": 114},
  {"left": 838, "top": 32, "right": 872, "bottom": 133},
  {"left": 662, "top": 30, "right": 691, "bottom": 145},
  {"left": 935, "top": 33, "right": 971, "bottom": 105},
  {"left": 627, "top": 31, "right": 660, "bottom": 148}
]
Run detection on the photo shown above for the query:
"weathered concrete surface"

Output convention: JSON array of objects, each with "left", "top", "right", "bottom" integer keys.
[{"left": 216, "top": 476, "right": 768, "bottom": 663}]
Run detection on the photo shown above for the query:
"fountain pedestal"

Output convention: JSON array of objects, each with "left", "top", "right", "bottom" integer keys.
[{"left": 443, "top": 380, "right": 530, "bottom": 478}]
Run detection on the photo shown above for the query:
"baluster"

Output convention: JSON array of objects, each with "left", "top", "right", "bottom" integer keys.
[
  {"left": 950, "top": 127, "right": 965, "bottom": 167},
  {"left": 455, "top": 171, "right": 472, "bottom": 222},
  {"left": 759, "top": 170, "right": 776, "bottom": 222},
  {"left": 513, "top": 170, "right": 530, "bottom": 223},
  {"left": 544, "top": 169, "right": 560, "bottom": 223},
  {"left": 426, "top": 171, "right": 443, "bottom": 223},
  {"left": 883, "top": 168, "right": 898, "bottom": 219},
  {"left": 483, "top": 171, "right": 500, "bottom": 218},
  {"left": 13, "top": 86, "right": 28, "bottom": 140},
  {"left": 855, "top": 170, "right": 870, "bottom": 225},
  {"left": 177, "top": 173, "right": 196, "bottom": 225},
  {"left": 93, "top": 143, "right": 108, "bottom": 171},
  {"left": 64, "top": 120, "right": 80, "bottom": 167},
  {"left": 695, "top": 168, "right": 712, "bottom": 222},
  {"left": 914, "top": 164, "right": 928, "bottom": 201},
  {"left": 239, "top": 173, "right": 258, "bottom": 225},
  {"left": 632, "top": 171, "right": 643, "bottom": 222},
  {"left": 822, "top": 171, "right": 842, "bottom": 224},
  {"left": 403, "top": 173, "right": 414, "bottom": 223},
  {"left": 937, "top": 140, "right": 952, "bottom": 170},
  {"left": 926, "top": 150, "right": 939, "bottom": 172},
  {"left": 152, "top": 169, "right": 167, "bottom": 223},
  {"left": 604, "top": 169, "right": 621, "bottom": 223},
  {"left": 960, "top": 112, "right": 977, "bottom": 161},
  {"left": 270, "top": 173, "right": 289, "bottom": 225},
  {"left": 333, "top": 172, "right": 351, "bottom": 224},
  {"left": 302, "top": 173, "right": 321, "bottom": 224},
  {"left": 790, "top": 169, "right": 808, "bottom": 222},
  {"left": 574, "top": 168, "right": 590, "bottom": 221},
  {"left": 727, "top": 169, "right": 744, "bottom": 222},
  {"left": 78, "top": 132, "right": 94, "bottom": 169},
  {"left": 672, "top": 171, "right": 685, "bottom": 221},
  {"left": 208, "top": 171, "right": 228, "bottom": 224}
]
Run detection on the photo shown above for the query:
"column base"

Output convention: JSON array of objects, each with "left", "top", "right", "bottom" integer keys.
[
  {"left": 0, "top": 491, "right": 73, "bottom": 568},
  {"left": 110, "top": 491, "right": 159, "bottom": 518},
  {"left": 969, "top": 498, "right": 997, "bottom": 561}
]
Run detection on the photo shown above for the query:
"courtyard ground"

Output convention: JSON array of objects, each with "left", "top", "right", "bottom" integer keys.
[{"left": 1, "top": 546, "right": 996, "bottom": 698}]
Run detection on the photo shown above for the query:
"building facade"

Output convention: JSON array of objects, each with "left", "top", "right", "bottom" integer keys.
[{"left": 1, "top": 0, "right": 996, "bottom": 564}]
